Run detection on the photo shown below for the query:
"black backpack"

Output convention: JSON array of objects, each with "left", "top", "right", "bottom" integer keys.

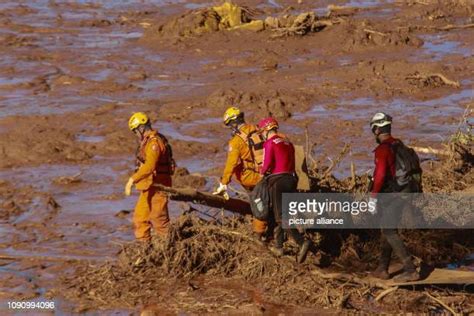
[
  {"left": 249, "top": 176, "right": 271, "bottom": 220},
  {"left": 391, "top": 140, "right": 423, "bottom": 192}
]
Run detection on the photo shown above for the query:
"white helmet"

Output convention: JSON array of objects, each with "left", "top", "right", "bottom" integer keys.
[{"left": 370, "top": 112, "right": 392, "bottom": 129}]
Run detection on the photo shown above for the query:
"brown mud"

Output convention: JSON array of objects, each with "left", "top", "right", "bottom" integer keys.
[{"left": 0, "top": 0, "right": 473, "bottom": 314}]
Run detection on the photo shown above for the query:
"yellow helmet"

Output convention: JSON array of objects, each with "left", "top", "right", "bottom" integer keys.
[
  {"left": 128, "top": 112, "right": 149, "bottom": 131},
  {"left": 223, "top": 107, "right": 242, "bottom": 125}
]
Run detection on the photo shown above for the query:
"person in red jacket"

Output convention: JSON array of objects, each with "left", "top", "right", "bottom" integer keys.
[
  {"left": 258, "top": 117, "right": 311, "bottom": 264},
  {"left": 369, "top": 112, "right": 419, "bottom": 282}
]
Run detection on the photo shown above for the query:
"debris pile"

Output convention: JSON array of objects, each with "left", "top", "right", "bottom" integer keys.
[
  {"left": 146, "top": 2, "right": 338, "bottom": 39},
  {"left": 269, "top": 12, "right": 340, "bottom": 38},
  {"left": 63, "top": 213, "right": 472, "bottom": 312},
  {"left": 147, "top": 2, "right": 262, "bottom": 38},
  {"left": 422, "top": 113, "right": 473, "bottom": 192}
]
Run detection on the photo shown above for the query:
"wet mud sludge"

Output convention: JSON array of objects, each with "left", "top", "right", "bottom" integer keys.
[{"left": 0, "top": 0, "right": 473, "bottom": 314}]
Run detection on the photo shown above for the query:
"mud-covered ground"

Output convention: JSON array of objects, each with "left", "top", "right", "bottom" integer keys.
[{"left": 0, "top": 0, "right": 473, "bottom": 314}]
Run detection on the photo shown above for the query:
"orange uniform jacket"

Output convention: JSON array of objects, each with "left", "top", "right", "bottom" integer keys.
[
  {"left": 132, "top": 130, "right": 172, "bottom": 190},
  {"left": 221, "top": 124, "right": 261, "bottom": 189}
]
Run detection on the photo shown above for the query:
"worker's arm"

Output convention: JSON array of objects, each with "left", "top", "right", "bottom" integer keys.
[
  {"left": 371, "top": 145, "right": 390, "bottom": 196},
  {"left": 221, "top": 138, "right": 242, "bottom": 185},
  {"left": 132, "top": 140, "right": 160, "bottom": 183},
  {"left": 260, "top": 139, "right": 274, "bottom": 175}
]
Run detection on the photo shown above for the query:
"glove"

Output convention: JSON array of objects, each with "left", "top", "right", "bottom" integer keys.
[
  {"left": 368, "top": 197, "right": 378, "bottom": 215},
  {"left": 124, "top": 177, "right": 134, "bottom": 196},
  {"left": 213, "top": 182, "right": 229, "bottom": 200}
]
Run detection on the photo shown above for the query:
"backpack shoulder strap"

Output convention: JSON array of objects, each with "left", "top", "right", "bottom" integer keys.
[{"left": 235, "top": 129, "right": 249, "bottom": 143}]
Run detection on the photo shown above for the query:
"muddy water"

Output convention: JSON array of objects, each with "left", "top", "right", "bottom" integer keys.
[
  {"left": 0, "top": 0, "right": 208, "bottom": 118},
  {"left": 0, "top": 156, "right": 189, "bottom": 313},
  {"left": 0, "top": 0, "right": 473, "bottom": 313},
  {"left": 295, "top": 83, "right": 473, "bottom": 177}
]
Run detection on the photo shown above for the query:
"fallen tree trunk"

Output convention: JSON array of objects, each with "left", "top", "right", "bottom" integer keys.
[{"left": 153, "top": 184, "right": 252, "bottom": 216}]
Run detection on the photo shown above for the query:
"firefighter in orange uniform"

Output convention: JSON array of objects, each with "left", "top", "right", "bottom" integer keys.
[
  {"left": 125, "top": 112, "right": 175, "bottom": 241},
  {"left": 213, "top": 107, "right": 268, "bottom": 240}
]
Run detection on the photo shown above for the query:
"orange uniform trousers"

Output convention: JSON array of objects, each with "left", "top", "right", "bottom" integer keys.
[{"left": 133, "top": 186, "right": 170, "bottom": 240}]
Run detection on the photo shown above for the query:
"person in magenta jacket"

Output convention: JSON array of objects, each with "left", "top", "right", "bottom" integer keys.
[{"left": 258, "top": 117, "right": 311, "bottom": 263}]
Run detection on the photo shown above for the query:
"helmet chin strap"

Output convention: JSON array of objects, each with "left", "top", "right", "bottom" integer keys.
[
  {"left": 262, "top": 129, "right": 271, "bottom": 140},
  {"left": 228, "top": 121, "right": 243, "bottom": 135},
  {"left": 135, "top": 124, "right": 148, "bottom": 139}
]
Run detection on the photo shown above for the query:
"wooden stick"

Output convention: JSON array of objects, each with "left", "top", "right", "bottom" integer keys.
[
  {"left": 322, "top": 144, "right": 351, "bottom": 179},
  {"left": 305, "top": 127, "right": 311, "bottom": 167},
  {"left": 436, "top": 23, "right": 474, "bottom": 31},
  {"left": 311, "top": 269, "right": 391, "bottom": 289},
  {"left": 350, "top": 162, "right": 356, "bottom": 190},
  {"left": 304, "top": 127, "right": 318, "bottom": 172},
  {"left": 375, "top": 286, "right": 398, "bottom": 302},
  {"left": 412, "top": 146, "right": 450, "bottom": 156},
  {"left": 153, "top": 184, "right": 251, "bottom": 216},
  {"left": 425, "top": 292, "right": 457, "bottom": 315},
  {"left": 428, "top": 73, "right": 460, "bottom": 88},
  {"left": 406, "top": 73, "right": 460, "bottom": 88}
]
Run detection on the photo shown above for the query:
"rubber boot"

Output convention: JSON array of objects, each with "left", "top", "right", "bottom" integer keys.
[
  {"left": 371, "top": 265, "right": 390, "bottom": 280},
  {"left": 269, "top": 225, "right": 285, "bottom": 257},
  {"left": 371, "top": 238, "right": 392, "bottom": 279},
  {"left": 296, "top": 240, "right": 311, "bottom": 264},
  {"left": 392, "top": 270, "right": 419, "bottom": 282},
  {"left": 274, "top": 225, "right": 284, "bottom": 249},
  {"left": 392, "top": 258, "right": 419, "bottom": 282}
]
